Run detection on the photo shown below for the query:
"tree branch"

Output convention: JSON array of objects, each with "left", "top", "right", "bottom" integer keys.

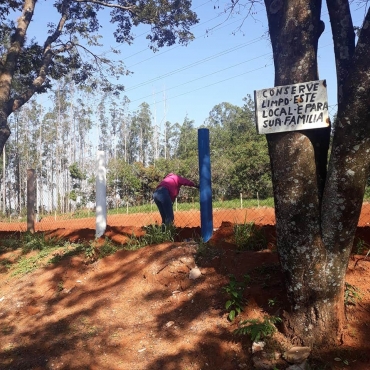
[
  {"left": 326, "top": 0, "right": 355, "bottom": 104},
  {"left": 2, "top": 0, "right": 36, "bottom": 115},
  {"left": 76, "top": 0, "right": 137, "bottom": 13},
  {"left": 9, "top": 0, "right": 70, "bottom": 112}
]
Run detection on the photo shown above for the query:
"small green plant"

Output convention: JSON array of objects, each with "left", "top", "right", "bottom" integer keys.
[
  {"left": 0, "top": 259, "right": 11, "bottom": 271},
  {"left": 222, "top": 274, "right": 250, "bottom": 321},
  {"left": 98, "top": 238, "right": 118, "bottom": 258},
  {"left": 57, "top": 281, "right": 64, "bottom": 292},
  {"left": 48, "top": 242, "right": 85, "bottom": 264},
  {"left": 125, "top": 224, "right": 177, "bottom": 250},
  {"left": 234, "top": 316, "right": 282, "bottom": 342},
  {"left": 268, "top": 297, "right": 279, "bottom": 307},
  {"left": 143, "top": 223, "right": 177, "bottom": 244},
  {"left": 84, "top": 244, "right": 97, "bottom": 260},
  {"left": 11, "top": 248, "right": 56, "bottom": 276},
  {"left": 20, "top": 232, "right": 58, "bottom": 254},
  {"left": 196, "top": 237, "right": 210, "bottom": 256},
  {"left": 344, "top": 282, "right": 362, "bottom": 306},
  {"left": 233, "top": 220, "right": 267, "bottom": 251},
  {"left": 354, "top": 238, "right": 370, "bottom": 255}
]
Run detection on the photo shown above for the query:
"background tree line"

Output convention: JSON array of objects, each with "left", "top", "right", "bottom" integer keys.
[{"left": 0, "top": 77, "right": 271, "bottom": 216}]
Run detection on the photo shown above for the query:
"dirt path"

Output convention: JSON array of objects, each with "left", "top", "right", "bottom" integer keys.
[{"left": 0, "top": 208, "right": 369, "bottom": 369}]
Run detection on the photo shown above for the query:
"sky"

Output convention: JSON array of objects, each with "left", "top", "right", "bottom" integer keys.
[{"left": 27, "top": 1, "right": 368, "bottom": 130}]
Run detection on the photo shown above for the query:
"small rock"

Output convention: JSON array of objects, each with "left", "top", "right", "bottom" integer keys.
[
  {"left": 165, "top": 321, "right": 174, "bottom": 328},
  {"left": 189, "top": 267, "right": 202, "bottom": 280},
  {"left": 252, "top": 341, "right": 266, "bottom": 353},
  {"left": 284, "top": 346, "right": 311, "bottom": 364},
  {"left": 286, "top": 360, "right": 309, "bottom": 370}
]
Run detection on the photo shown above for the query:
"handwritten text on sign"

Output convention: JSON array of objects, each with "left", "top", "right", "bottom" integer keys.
[{"left": 254, "top": 80, "right": 330, "bottom": 134}]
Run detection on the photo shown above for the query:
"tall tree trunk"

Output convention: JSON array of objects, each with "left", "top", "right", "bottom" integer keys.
[
  {"left": 264, "top": 0, "right": 370, "bottom": 346},
  {"left": 264, "top": 0, "right": 340, "bottom": 346}
]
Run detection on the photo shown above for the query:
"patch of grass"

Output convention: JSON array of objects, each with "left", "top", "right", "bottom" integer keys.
[
  {"left": 84, "top": 243, "right": 97, "bottom": 260},
  {"left": 48, "top": 242, "right": 85, "bottom": 264},
  {"left": 222, "top": 274, "right": 250, "bottom": 321},
  {"left": 233, "top": 221, "right": 267, "bottom": 251},
  {"left": 124, "top": 223, "right": 177, "bottom": 250},
  {"left": 11, "top": 248, "right": 59, "bottom": 276},
  {"left": 20, "top": 232, "right": 59, "bottom": 254},
  {"left": 0, "top": 234, "right": 20, "bottom": 252},
  {"left": 344, "top": 282, "right": 362, "bottom": 306},
  {"left": 234, "top": 315, "right": 282, "bottom": 342},
  {"left": 98, "top": 238, "right": 118, "bottom": 258},
  {"left": 0, "top": 259, "right": 12, "bottom": 271}
]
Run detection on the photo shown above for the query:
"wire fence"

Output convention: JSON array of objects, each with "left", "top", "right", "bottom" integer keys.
[
  {"left": 0, "top": 188, "right": 276, "bottom": 231},
  {"left": 1, "top": 186, "right": 370, "bottom": 233},
  {"left": 1, "top": 153, "right": 370, "bottom": 233}
]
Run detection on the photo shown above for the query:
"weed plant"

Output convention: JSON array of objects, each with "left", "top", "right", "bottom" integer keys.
[
  {"left": 344, "top": 282, "right": 363, "bottom": 306},
  {"left": 222, "top": 274, "right": 250, "bottom": 321},
  {"left": 98, "top": 239, "right": 118, "bottom": 258},
  {"left": 234, "top": 316, "right": 282, "bottom": 342},
  {"left": 20, "top": 232, "right": 59, "bottom": 254},
  {"left": 126, "top": 223, "right": 177, "bottom": 250},
  {"left": 233, "top": 221, "right": 267, "bottom": 250}
]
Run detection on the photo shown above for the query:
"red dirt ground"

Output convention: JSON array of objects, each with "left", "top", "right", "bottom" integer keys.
[{"left": 0, "top": 206, "right": 370, "bottom": 370}]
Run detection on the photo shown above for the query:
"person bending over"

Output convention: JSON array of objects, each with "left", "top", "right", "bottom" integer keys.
[{"left": 153, "top": 173, "right": 198, "bottom": 226}]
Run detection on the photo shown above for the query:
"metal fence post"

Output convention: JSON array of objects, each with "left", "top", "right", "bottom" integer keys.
[
  {"left": 198, "top": 128, "right": 213, "bottom": 242},
  {"left": 96, "top": 151, "right": 107, "bottom": 238},
  {"left": 27, "top": 169, "right": 36, "bottom": 233}
]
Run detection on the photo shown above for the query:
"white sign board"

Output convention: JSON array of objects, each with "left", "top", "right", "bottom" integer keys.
[{"left": 254, "top": 80, "right": 330, "bottom": 134}]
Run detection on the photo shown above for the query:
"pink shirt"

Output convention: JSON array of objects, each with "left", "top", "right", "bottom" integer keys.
[{"left": 157, "top": 173, "right": 196, "bottom": 202}]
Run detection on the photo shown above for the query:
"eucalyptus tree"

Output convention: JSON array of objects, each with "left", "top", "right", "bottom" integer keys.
[
  {"left": 176, "top": 115, "right": 197, "bottom": 160},
  {"left": 162, "top": 120, "right": 180, "bottom": 159},
  {"left": 0, "top": 0, "right": 198, "bottom": 154},
  {"left": 204, "top": 99, "right": 271, "bottom": 199},
  {"left": 224, "top": 0, "right": 370, "bottom": 346},
  {"left": 128, "top": 102, "right": 153, "bottom": 166}
]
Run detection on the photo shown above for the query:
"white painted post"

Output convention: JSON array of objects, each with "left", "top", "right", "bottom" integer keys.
[
  {"left": 96, "top": 151, "right": 107, "bottom": 238},
  {"left": 240, "top": 193, "right": 243, "bottom": 209}
]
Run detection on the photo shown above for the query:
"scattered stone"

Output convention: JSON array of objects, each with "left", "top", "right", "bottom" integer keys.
[
  {"left": 165, "top": 321, "right": 174, "bottom": 328},
  {"left": 252, "top": 341, "right": 266, "bottom": 353},
  {"left": 189, "top": 267, "right": 202, "bottom": 280},
  {"left": 286, "top": 360, "right": 309, "bottom": 369},
  {"left": 283, "top": 346, "right": 311, "bottom": 364}
]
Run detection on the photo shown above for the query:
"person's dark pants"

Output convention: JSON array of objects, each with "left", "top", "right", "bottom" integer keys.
[{"left": 153, "top": 187, "right": 174, "bottom": 226}]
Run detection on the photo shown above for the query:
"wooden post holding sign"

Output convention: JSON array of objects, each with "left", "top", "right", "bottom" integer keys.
[{"left": 254, "top": 80, "right": 330, "bottom": 134}]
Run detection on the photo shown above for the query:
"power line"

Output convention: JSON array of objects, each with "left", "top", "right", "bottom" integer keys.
[
  {"left": 129, "top": 41, "right": 333, "bottom": 105},
  {"left": 123, "top": 0, "right": 215, "bottom": 60},
  {"left": 129, "top": 52, "right": 271, "bottom": 103},
  {"left": 125, "top": 12, "right": 264, "bottom": 67},
  {"left": 125, "top": 36, "right": 266, "bottom": 91},
  {"left": 143, "top": 64, "right": 274, "bottom": 109}
]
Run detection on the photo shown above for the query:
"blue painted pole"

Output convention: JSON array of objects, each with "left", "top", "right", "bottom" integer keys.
[{"left": 198, "top": 128, "right": 213, "bottom": 242}]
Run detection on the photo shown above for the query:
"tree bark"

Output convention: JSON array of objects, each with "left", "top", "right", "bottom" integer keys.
[{"left": 263, "top": 0, "right": 347, "bottom": 346}]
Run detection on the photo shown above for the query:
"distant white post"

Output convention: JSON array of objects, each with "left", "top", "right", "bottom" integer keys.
[{"left": 96, "top": 151, "right": 107, "bottom": 238}]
